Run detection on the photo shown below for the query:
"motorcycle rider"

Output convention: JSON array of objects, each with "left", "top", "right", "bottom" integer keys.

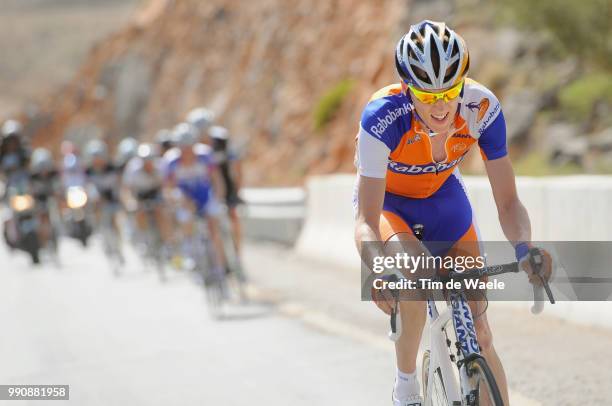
[
  {"left": 29, "top": 148, "right": 62, "bottom": 253},
  {"left": 0, "top": 120, "right": 30, "bottom": 189}
]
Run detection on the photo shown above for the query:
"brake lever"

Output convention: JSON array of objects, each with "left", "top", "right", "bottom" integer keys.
[
  {"left": 528, "top": 248, "right": 555, "bottom": 314},
  {"left": 387, "top": 274, "right": 402, "bottom": 342}
]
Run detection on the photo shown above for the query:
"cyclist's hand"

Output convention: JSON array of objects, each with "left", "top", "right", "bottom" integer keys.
[
  {"left": 517, "top": 244, "right": 553, "bottom": 287},
  {"left": 370, "top": 275, "right": 399, "bottom": 315}
]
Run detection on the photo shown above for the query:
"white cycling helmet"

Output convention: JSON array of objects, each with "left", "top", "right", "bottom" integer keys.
[
  {"left": 137, "top": 143, "right": 157, "bottom": 161},
  {"left": 84, "top": 139, "right": 108, "bottom": 160},
  {"left": 395, "top": 20, "right": 469, "bottom": 90},
  {"left": 30, "top": 148, "right": 54, "bottom": 173},
  {"left": 155, "top": 129, "right": 173, "bottom": 146},
  {"left": 172, "top": 123, "right": 197, "bottom": 147},
  {"left": 2, "top": 119, "right": 23, "bottom": 138},
  {"left": 186, "top": 107, "right": 215, "bottom": 132},
  {"left": 116, "top": 137, "right": 138, "bottom": 166},
  {"left": 208, "top": 125, "right": 229, "bottom": 140}
]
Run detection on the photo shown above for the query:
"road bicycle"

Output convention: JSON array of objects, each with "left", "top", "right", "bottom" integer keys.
[{"left": 386, "top": 225, "right": 554, "bottom": 406}]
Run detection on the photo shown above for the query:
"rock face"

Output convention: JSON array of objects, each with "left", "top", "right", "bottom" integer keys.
[
  {"left": 28, "top": 0, "right": 594, "bottom": 184},
  {"left": 31, "top": 0, "right": 410, "bottom": 185}
]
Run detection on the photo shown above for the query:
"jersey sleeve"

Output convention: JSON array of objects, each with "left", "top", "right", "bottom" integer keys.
[
  {"left": 478, "top": 111, "right": 507, "bottom": 161},
  {"left": 460, "top": 80, "right": 507, "bottom": 161},
  {"left": 356, "top": 127, "right": 390, "bottom": 178},
  {"left": 357, "top": 97, "right": 410, "bottom": 178},
  {"left": 360, "top": 97, "right": 406, "bottom": 151}
]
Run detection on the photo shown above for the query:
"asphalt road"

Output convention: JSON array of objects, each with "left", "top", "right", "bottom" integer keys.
[{"left": 1, "top": 239, "right": 611, "bottom": 405}]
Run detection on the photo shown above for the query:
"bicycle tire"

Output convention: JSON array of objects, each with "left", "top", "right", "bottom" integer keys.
[
  {"left": 466, "top": 356, "right": 504, "bottom": 406},
  {"left": 422, "top": 350, "right": 449, "bottom": 406}
]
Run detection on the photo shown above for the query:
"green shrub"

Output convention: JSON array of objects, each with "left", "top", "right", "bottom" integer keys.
[
  {"left": 559, "top": 72, "right": 612, "bottom": 121},
  {"left": 499, "top": 0, "right": 611, "bottom": 69},
  {"left": 313, "top": 79, "right": 355, "bottom": 131}
]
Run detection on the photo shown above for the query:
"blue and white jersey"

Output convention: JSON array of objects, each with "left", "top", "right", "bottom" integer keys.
[{"left": 165, "top": 144, "right": 216, "bottom": 210}]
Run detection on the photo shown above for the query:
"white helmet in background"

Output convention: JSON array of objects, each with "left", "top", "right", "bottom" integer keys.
[
  {"left": 186, "top": 107, "right": 215, "bottom": 133},
  {"left": 30, "top": 148, "right": 54, "bottom": 173},
  {"left": 137, "top": 143, "right": 157, "bottom": 161},
  {"left": 172, "top": 123, "right": 197, "bottom": 147},
  {"left": 208, "top": 125, "right": 229, "bottom": 141},
  {"left": 84, "top": 139, "right": 109, "bottom": 161},
  {"left": 395, "top": 20, "right": 469, "bottom": 90},
  {"left": 116, "top": 137, "right": 139, "bottom": 166},
  {"left": 2, "top": 119, "right": 23, "bottom": 138}
]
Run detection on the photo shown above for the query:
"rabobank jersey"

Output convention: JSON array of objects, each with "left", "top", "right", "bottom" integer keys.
[
  {"left": 356, "top": 78, "right": 507, "bottom": 198},
  {"left": 165, "top": 144, "right": 215, "bottom": 207}
]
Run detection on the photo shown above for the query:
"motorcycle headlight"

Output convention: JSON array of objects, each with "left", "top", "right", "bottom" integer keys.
[
  {"left": 66, "top": 187, "right": 88, "bottom": 209},
  {"left": 10, "top": 194, "right": 35, "bottom": 212}
]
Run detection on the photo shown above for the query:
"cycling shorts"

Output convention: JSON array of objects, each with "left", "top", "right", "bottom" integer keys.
[{"left": 373, "top": 169, "right": 482, "bottom": 258}]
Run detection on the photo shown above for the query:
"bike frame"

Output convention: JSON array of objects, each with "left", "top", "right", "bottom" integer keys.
[{"left": 425, "top": 291, "right": 480, "bottom": 406}]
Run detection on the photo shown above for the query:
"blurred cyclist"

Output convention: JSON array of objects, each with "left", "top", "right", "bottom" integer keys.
[
  {"left": 84, "top": 139, "right": 124, "bottom": 262},
  {"left": 208, "top": 125, "right": 244, "bottom": 254},
  {"left": 122, "top": 143, "right": 169, "bottom": 250},
  {"left": 164, "top": 123, "right": 226, "bottom": 274}
]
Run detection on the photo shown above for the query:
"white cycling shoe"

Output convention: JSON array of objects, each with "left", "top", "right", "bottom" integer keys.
[{"left": 392, "top": 391, "right": 423, "bottom": 406}]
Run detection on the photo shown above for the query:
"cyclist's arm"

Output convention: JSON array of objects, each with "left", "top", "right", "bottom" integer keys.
[
  {"left": 354, "top": 175, "right": 388, "bottom": 267},
  {"left": 231, "top": 160, "right": 243, "bottom": 190},
  {"left": 484, "top": 156, "right": 531, "bottom": 244},
  {"left": 209, "top": 164, "right": 226, "bottom": 201},
  {"left": 354, "top": 128, "right": 392, "bottom": 269}
]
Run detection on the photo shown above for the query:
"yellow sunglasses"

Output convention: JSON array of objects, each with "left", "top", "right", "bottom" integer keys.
[{"left": 408, "top": 80, "right": 464, "bottom": 104}]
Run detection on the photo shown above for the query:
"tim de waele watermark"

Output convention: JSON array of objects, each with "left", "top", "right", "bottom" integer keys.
[{"left": 370, "top": 252, "right": 506, "bottom": 291}]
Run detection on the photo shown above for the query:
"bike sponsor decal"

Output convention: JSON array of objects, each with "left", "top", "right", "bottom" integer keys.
[
  {"left": 452, "top": 295, "right": 479, "bottom": 355},
  {"left": 387, "top": 154, "right": 465, "bottom": 175},
  {"left": 466, "top": 98, "right": 490, "bottom": 122},
  {"left": 369, "top": 103, "right": 412, "bottom": 138}
]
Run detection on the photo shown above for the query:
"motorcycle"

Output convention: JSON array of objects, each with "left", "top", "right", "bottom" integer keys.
[
  {"left": 63, "top": 186, "right": 92, "bottom": 247},
  {"left": 3, "top": 181, "right": 40, "bottom": 264}
]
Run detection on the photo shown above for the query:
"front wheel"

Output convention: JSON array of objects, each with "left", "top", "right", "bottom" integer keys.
[
  {"left": 466, "top": 356, "right": 504, "bottom": 406},
  {"left": 422, "top": 350, "right": 449, "bottom": 406}
]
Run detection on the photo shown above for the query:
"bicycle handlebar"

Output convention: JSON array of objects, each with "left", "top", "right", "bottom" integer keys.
[{"left": 386, "top": 257, "right": 555, "bottom": 341}]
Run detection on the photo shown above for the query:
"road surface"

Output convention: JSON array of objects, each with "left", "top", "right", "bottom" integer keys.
[{"left": 1, "top": 238, "right": 610, "bottom": 405}]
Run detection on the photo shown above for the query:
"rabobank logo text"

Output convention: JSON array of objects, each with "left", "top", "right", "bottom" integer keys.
[
  {"left": 477, "top": 102, "right": 501, "bottom": 135},
  {"left": 387, "top": 155, "right": 465, "bottom": 175},
  {"left": 369, "top": 103, "right": 411, "bottom": 138}
]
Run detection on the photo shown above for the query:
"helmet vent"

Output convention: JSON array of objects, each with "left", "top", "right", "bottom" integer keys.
[{"left": 444, "top": 60, "right": 459, "bottom": 83}]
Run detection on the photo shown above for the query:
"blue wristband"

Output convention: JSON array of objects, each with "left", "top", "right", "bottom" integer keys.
[{"left": 515, "top": 242, "right": 530, "bottom": 262}]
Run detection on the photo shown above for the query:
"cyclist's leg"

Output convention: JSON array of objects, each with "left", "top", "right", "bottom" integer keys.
[
  {"left": 154, "top": 202, "right": 169, "bottom": 244},
  {"left": 380, "top": 210, "right": 427, "bottom": 364},
  {"left": 202, "top": 199, "right": 227, "bottom": 270},
  {"left": 379, "top": 210, "right": 426, "bottom": 402},
  {"left": 450, "top": 224, "right": 509, "bottom": 405},
  {"left": 227, "top": 204, "right": 242, "bottom": 255}
]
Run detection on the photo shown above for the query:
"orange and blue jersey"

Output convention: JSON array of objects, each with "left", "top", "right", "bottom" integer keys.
[{"left": 355, "top": 78, "right": 507, "bottom": 255}]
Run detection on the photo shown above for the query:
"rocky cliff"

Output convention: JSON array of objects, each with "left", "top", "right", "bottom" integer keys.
[{"left": 27, "top": 0, "right": 612, "bottom": 185}]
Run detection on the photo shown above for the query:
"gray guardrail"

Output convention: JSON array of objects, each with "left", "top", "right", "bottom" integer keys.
[{"left": 239, "top": 187, "right": 306, "bottom": 245}]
